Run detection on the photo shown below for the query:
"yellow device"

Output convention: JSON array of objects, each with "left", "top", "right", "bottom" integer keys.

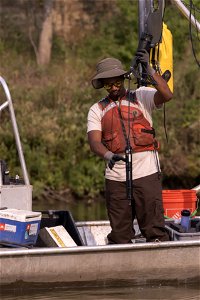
[{"left": 150, "top": 23, "right": 173, "bottom": 92}]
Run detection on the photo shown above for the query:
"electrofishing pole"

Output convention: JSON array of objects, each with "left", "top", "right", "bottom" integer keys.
[{"left": 125, "top": 0, "right": 165, "bottom": 206}]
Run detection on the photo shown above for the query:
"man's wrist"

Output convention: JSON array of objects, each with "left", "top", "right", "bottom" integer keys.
[
  {"left": 104, "top": 151, "right": 114, "bottom": 161},
  {"left": 147, "top": 65, "right": 156, "bottom": 76}
]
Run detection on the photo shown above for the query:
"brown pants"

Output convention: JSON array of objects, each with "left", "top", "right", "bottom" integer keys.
[{"left": 105, "top": 173, "right": 169, "bottom": 243}]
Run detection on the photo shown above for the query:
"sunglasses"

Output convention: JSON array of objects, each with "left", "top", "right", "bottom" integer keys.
[{"left": 103, "top": 80, "right": 123, "bottom": 90}]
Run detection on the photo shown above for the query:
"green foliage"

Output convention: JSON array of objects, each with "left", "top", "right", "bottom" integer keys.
[
  {"left": 77, "top": 0, "right": 138, "bottom": 66},
  {"left": 68, "top": 156, "right": 105, "bottom": 198},
  {"left": 0, "top": 40, "right": 5, "bottom": 55},
  {"left": 0, "top": 0, "right": 199, "bottom": 202},
  {"left": 51, "top": 35, "right": 68, "bottom": 61}
]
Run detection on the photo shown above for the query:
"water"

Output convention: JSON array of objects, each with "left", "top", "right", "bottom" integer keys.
[
  {"left": 33, "top": 197, "right": 108, "bottom": 222},
  {"left": 1, "top": 283, "right": 200, "bottom": 299},
  {"left": 33, "top": 197, "right": 200, "bottom": 222}
]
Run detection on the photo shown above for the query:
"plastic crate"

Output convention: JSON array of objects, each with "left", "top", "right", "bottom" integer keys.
[{"left": 165, "top": 218, "right": 200, "bottom": 241}]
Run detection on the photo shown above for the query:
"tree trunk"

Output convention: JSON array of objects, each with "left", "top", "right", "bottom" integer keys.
[{"left": 37, "top": 0, "right": 53, "bottom": 66}]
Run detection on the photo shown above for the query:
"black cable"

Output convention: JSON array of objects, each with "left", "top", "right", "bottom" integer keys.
[
  {"left": 163, "top": 103, "right": 168, "bottom": 143},
  {"left": 182, "top": 0, "right": 200, "bottom": 13},
  {"left": 127, "top": 75, "right": 131, "bottom": 140},
  {"left": 126, "top": 75, "right": 133, "bottom": 206},
  {"left": 192, "top": 0, "right": 200, "bottom": 42},
  {"left": 189, "top": 0, "right": 200, "bottom": 67}
]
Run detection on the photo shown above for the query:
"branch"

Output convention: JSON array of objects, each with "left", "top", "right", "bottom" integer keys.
[{"left": 28, "top": 26, "right": 39, "bottom": 64}]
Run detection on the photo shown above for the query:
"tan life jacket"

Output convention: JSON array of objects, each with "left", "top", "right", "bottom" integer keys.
[{"left": 98, "top": 92, "right": 159, "bottom": 154}]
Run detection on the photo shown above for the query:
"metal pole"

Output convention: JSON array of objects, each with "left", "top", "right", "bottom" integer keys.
[
  {"left": 138, "top": 0, "right": 147, "bottom": 39},
  {"left": 171, "top": 0, "right": 200, "bottom": 33},
  {"left": 0, "top": 76, "right": 30, "bottom": 185},
  {"left": 0, "top": 164, "right": 2, "bottom": 186},
  {"left": 0, "top": 101, "right": 9, "bottom": 111}
]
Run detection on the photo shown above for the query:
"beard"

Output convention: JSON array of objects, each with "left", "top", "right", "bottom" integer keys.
[{"left": 109, "top": 87, "right": 126, "bottom": 101}]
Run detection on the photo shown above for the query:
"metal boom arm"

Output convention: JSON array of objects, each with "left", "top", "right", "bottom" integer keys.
[{"left": 171, "top": 0, "right": 200, "bottom": 33}]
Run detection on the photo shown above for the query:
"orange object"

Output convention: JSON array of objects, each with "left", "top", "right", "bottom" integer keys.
[
  {"left": 99, "top": 95, "right": 159, "bottom": 154},
  {"left": 162, "top": 190, "right": 197, "bottom": 219}
]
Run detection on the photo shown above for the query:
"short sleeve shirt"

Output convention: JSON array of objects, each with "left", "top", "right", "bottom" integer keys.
[{"left": 87, "top": 87, "right": 161, "bottom": 181}]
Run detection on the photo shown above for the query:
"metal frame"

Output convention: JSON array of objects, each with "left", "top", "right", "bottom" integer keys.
[
  {"left": 0, "top": 239, "right": 200, "bottom": 257},
  {"left": 0, "top": 76, "right": 30, "bottom": 185},
  {"left": 171, "top": 0, "right": 200, "bottom": 33}
]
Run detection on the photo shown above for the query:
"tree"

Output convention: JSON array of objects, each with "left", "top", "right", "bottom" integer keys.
[
  {"left": 28, "top": 0, "right": 54, "bottom": 66},
  {"left": 37, "top": 0, "right": 53, "bottom": 66}
]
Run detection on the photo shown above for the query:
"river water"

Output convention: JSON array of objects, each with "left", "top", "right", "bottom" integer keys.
[
  {"left": 1, "top": 199, "right": 199, "bottom": 300},
  {"left": 1, "top": 283, "right": 200, "bottom": 299},
  {"left": 32, "top": 197, "right": 108, "bottom": 221}
]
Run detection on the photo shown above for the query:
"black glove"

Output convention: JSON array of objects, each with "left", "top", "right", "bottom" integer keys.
[
  {"left": 135, "top": 49, "right": 155, "bottom": 76},
  {"left": 108, "top": 154, "right": 126, "bottom": 170},
  {"left": 135, "top": 49, "right": 149, "bottom": 64}
]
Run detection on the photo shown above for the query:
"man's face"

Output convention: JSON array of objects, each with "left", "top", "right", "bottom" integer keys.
[{"left": 102, "top": 76, "right": 125, "bottom": 100}]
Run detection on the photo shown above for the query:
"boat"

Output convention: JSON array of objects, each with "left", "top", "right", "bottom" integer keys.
[
  {"left": 0, "top": 78, "right": 200, "bottom": 287},
  {"left": 0, "top": 218, "right": 200, "bottom": 286},
  {"left": 1, "top": 1, "right": 200, "bottom": 288}
]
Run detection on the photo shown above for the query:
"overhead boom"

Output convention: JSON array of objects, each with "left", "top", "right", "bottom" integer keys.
[{"left": 171, "top": 0, "right": 200, "bottom": 33}]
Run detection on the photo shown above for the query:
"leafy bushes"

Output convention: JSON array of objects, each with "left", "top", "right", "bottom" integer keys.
[{"left": 0, "top": 0, "right": 199, "bottom": 202}]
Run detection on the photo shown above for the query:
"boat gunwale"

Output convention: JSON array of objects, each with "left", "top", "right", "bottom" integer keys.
[
  {"left": 1, "top": 240, "right": 200, "bottom": 257},
  {"left": 76, "top": 220, "right": 110, "bottom": 226}
]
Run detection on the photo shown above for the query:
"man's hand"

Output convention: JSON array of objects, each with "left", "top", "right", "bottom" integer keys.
[
  {"left": 108, "top": 154, "right": 126, "bottom": 169},
  {"left": 136, "top": 49, "right": 149, "bottom": 64},
  {"left": 135, "top": 49, "right": 155, "bottom": 76},
  {"left": 104, "top": 151, "right": 126, "bottom": 170}
]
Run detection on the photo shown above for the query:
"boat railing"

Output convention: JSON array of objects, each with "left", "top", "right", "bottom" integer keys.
[
  {"left": 171, "top": 0, "right": 200, "bottom": 33},
  {"left": 0, "top": 76, "right": 30, "bottom": 185}
]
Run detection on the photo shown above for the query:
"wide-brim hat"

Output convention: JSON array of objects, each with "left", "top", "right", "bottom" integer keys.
[{"left": 91, "top": 58, "right": 128, "bottom": 89}]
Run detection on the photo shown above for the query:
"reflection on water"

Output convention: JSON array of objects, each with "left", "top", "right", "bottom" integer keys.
[
  {"left": 1, "top": 284, "right": 200, "bottom": 300},
  {"left": 33, "top": 198, "right": 108, "bottom": 221}
]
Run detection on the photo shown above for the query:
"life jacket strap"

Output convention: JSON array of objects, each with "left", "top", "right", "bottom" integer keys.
[{"left": 141, "top": 128, "right": 155, "bottom": 137}]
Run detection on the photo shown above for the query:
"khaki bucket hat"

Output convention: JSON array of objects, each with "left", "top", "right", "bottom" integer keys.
[{"left": 91, "top": 58, "right": 127, "bottom": 89}]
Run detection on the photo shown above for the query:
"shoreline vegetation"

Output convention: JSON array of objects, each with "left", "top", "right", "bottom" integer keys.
[{"left": 0, "top": 0, "right": 199, "bottom": 204}]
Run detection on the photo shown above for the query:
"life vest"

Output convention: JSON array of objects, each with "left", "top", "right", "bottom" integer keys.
[{"left": 98, "top": 92, "right": 159, "bottom": 154}]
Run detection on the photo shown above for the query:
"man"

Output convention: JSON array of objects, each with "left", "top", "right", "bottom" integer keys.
[{"left": 87, "top": 50, "right": 173, "bottom": 244}]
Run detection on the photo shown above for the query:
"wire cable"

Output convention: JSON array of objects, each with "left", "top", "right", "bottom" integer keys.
[{"left": 189, "top": 0, "right": 200, "bottom": 67}]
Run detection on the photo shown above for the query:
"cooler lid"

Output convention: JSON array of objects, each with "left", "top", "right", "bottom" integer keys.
[{"left": 0, "top": 209, "right": 41, "bottom": 221}]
